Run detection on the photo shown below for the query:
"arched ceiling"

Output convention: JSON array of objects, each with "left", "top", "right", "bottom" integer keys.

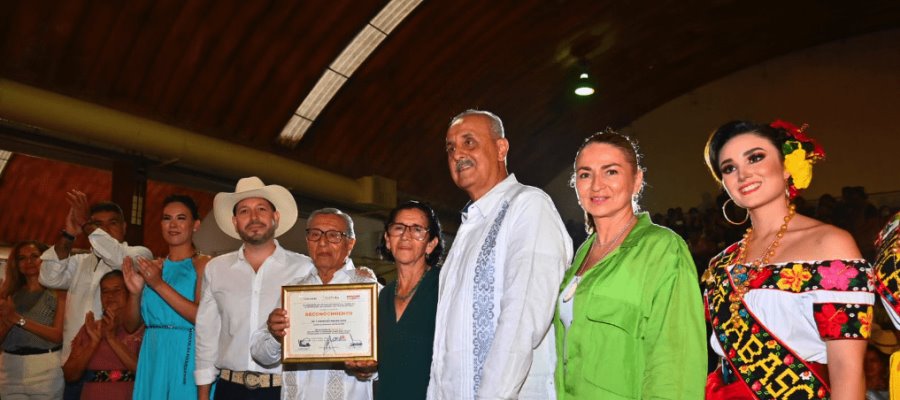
[{"left": 3, "top": 0, "right": 900, "bottom": 214}]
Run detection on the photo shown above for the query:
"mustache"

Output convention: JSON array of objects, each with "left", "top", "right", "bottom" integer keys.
[
  {"left": 455, "top": 158, "right": 474, "bottom": 172},
  {"left": 245, "top": 221, "right": 266, "bottom": 230}
]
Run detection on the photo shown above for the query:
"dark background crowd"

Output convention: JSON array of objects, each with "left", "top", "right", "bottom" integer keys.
[{"left": 651, "top": 186, "right": 896, "bottom": 275}]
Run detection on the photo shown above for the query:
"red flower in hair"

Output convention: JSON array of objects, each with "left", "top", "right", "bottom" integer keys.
[
  {"left": 770, "top": 119, "right": 826, "bottom": 200},
  {"left": 810, "top": 143, "right": 826, "bottom": 160},
  {"left": 770, "top": 120, "right": 810, "bottom": 141}
]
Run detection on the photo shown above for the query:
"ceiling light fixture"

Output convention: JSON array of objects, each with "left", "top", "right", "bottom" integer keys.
[{"left": 574, "top": 72, "right": 595, "bottom": 96}]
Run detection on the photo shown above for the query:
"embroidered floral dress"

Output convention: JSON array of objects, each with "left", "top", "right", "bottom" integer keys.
[
  {"left": 873, "top": 212, "right": 900, "bottom": 327},
  {"left": 74, "top": 325, "right": 144, "bottom": 400},
  {"left": 705, "top": 243, "right": 875, "bottom": 399}
]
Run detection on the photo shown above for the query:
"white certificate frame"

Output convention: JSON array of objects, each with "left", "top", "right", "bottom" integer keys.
[{"left": 282, "top": 283, "right": 378, "bottom": 363}]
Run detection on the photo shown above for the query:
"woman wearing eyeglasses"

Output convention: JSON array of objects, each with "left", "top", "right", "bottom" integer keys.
[{"left": 374, "top": 201, "right": 444, "bottom": 400}]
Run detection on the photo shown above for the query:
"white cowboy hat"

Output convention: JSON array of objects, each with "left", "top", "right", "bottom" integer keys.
[{"left": 213, "top": 176, "right": 298, "bottom": 240}]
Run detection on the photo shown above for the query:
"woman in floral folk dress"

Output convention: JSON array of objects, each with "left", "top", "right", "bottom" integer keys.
[{"left": 702, "top": 120, "right": 874, "bottom": 399}]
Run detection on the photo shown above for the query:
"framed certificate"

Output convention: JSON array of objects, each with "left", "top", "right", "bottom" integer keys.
[{"left": 282, "top": 283, "right": 378, "bottom": 363}]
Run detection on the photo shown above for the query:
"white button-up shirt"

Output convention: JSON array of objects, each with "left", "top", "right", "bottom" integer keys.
[
  {"left": 251, "top": 259, "right": 378, "bottom": 400},
  {"left": 194, "top": 240, "right": 315, "bottom": 385},
  {"left": 40, "top": 228, "right": 152, "bottom": 362},
  {"left": 428, "top": 174, "right": 573, "bottom": 400}
]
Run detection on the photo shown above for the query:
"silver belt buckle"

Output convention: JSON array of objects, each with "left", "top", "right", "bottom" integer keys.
[{"left": 243, "top": 371, "right": 262, "bottom": 389}]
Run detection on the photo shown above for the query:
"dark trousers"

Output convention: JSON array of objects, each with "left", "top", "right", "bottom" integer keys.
[
  {"left": 63, "top": 381, "right": 83, "bottom": 400},
  {"left": 214, "top": 379, "right": 280, "bottom": 400}
]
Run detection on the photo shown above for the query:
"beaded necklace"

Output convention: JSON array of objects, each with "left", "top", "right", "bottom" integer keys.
[
  {"left": 395, "top": 267, "right": 430, "bottom": 302},
  {"left": 728, "top": 204, "right": 795, "bottom": 317}
]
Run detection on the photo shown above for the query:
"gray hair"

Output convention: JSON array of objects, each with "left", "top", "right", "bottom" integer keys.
[
  {"left": 449, "top": 109, "right": 505, "bottom": 139},
  {"left": 308, "top": 208, "right": 355, "bottom": 239}
]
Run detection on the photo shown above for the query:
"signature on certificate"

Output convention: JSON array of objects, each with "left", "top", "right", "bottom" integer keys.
[{"left": 323, "top": 335, "right": 341, "bottom": 355}]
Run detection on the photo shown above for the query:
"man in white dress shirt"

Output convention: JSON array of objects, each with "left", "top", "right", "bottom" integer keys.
[
  {"left": 251, "top": 208, "right": 378, "bottom": 400},
  {"left": 195, "top": 177, "right": 314, "bottom": 400},
  {"left": 427, "top": 110, "right": 573, "bottom": 400},
  {"left": 39, "top": 192, "right": 152, "bottom": 400}
]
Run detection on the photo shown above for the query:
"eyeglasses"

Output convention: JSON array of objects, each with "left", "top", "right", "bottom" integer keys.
[
  {"left": 386, "top": 223, "right": 429, "bottom": 241},
  {"left": 305, "top": 229, "right": 348, "bottom": 243}
]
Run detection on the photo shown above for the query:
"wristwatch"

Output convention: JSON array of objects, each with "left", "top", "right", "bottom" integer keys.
[{"left": 16, "top": 317, "right": 26, "bottom": 327}]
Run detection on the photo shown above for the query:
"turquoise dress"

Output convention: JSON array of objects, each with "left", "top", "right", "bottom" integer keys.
[{"left": 132, "top": 258, "right": 199, "bottom": 399}]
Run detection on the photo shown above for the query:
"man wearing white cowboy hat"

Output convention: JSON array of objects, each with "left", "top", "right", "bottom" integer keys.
[{"left": 195, "top": 177, "right": 314, "bottom": 400}]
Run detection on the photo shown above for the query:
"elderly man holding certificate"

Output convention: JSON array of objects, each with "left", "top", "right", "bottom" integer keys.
[{"left": 251, "top": 208, "right": 379, "bottom": 400}]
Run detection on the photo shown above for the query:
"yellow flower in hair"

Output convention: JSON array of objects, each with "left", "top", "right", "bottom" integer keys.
[{"left": 784, "top": 148, "right": 812, "bottom": 189}]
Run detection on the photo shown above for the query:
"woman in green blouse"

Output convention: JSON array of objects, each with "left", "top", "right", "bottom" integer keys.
[{"left": 554, "top": 130, "right": 706, "bottom": 399}]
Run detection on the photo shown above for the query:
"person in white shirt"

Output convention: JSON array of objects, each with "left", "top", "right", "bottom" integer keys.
[
  {"left": 195, "top": 177, "right": 314, "bottom": 400},
  {"left": 39, "top": 191, "right": 152, "bottom": 400},
  {"left": 428, "top": 110, "right": 573, "bottom": 400},
  {"left": 251, "top": 208, "right": 378, "bottom": 400}
]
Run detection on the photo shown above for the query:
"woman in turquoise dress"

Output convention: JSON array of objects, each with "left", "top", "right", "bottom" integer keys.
[{"left": 123, "top": 194, "right": 211, "bottom": 399}]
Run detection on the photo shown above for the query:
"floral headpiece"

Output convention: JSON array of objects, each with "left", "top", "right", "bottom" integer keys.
[{"left": 770, "top": 120, "right": 825, "bottom": 199}]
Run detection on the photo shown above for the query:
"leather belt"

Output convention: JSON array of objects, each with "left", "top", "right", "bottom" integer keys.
[
  {"left": 219, "top": 368, "right": 282, "bottom": 389},
  {"left": 4, "top": 345, "right": 62, "bottom": 356}
]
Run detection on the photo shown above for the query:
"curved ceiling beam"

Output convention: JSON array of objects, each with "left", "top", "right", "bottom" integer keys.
[{"left": 0, "top": 79, "right": 395, "bottom": 208}]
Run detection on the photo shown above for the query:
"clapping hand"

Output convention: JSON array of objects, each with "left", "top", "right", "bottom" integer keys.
[
  {"left": 135, "top": 257, "right": 164, "bottom": 289},
  {"left": 122, "top": 257, "right": 145, "bottom": 294},
  {"left": 84, "top": 311, "right": 103, "bottom": 345},
  {"left": 101, "top": 308, "right": 118, "bottom": 340},
  {"left": 64, "top": 190, "right": 89, "bottom": 236}
]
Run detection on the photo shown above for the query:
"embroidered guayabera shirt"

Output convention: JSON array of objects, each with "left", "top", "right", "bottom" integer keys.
[
  {"left": 427, "top": 174, "right": 573, "bottom": 400},
  {"left": 40, "top": 228, "right": 152, "bottom": 362},
  {"left": 251, "top": 259, "right": 379, "bottom": 400}
]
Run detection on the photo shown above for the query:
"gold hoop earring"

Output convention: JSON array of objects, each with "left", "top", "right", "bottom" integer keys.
[{"left": 722, "top": 198, "right": 749, "bottom": 225}]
